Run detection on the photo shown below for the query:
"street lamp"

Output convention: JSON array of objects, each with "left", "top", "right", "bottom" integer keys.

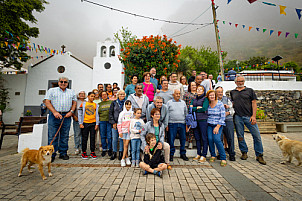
[{"left": 272, "top": 55, "right": 283, "bottom": 80}]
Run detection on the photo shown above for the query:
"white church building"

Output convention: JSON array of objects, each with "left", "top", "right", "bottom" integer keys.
[{"left": 2, "top": 39, "right": 124, "bottom": 124}]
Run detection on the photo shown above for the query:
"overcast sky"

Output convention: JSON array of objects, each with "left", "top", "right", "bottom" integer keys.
[{"left": 27, "top": 0, "right": 302, "bottom": 67}]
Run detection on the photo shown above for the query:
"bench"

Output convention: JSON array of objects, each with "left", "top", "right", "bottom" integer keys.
[
  {"left": 276, "top": 122, "right": 302, "bottom": 133},
  {"left": 0, "top": 116, "right": 47, "bottom": 150}
]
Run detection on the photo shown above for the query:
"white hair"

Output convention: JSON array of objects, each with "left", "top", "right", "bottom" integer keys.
[
  {"left": 58, "top": 76, "right": 69, "bottom": 82},
  {"left": 234, "top": 75, "right": 245, "bottom": 82}
]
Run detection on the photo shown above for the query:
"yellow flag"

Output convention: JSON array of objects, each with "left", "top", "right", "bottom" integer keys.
[{"left": 279, "top": 5, "right": 286, "bottom": 15}]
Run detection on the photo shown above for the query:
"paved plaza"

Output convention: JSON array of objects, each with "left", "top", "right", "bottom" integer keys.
[{"left": 0, "top": 131, "right": 302, "bottom": 201}]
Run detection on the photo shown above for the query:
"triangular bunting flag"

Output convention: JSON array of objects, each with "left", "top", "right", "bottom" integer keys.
[
  {"left": 295, "top": 33, "right": 298, "bottom": 38},
  {"left": 247, "top": 0, "right": 257, "bottom": 4},
  {"left": 242, "top": 25, "right": 246, "bottom": 28},
  {"left": 235, "top": 24, "right": 238, "bottom": 28},
  {"left": 279, "top": 5, "right": 286, "bottom": 15},
  {"left": 227, "top": 0, "right": 232, "bottom": 4},
  {"left": 229, "top": 22, "right": 232, "bottom": 26},
  {"left": 296, "top": 9, "right": 302, "bottom": 20},
  {"left": 223, "top": 21, "right": 225, "bottom": 24},
  {"left": 278, "top": 31, "right": 282, "bottom": 37},
  {"left": 270, "top": 30, "right": 274, "bottom": 35},
  {"left": 256, "top": 28, "right": 259, "bottom": 31},
  {"left": 249, "top": 26, "right": 253, "bottom": 31},
  {"left": 263, "top": 29, "right": 267, "bottom": 33},
  {"left": 262, "top": 2, "right": 276, "bottom": 6},
  {"left": 285, "top": 32, "right": 290, "bottom": 38}
]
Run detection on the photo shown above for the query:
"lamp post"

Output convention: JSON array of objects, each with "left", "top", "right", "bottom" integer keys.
[{"left": 272, "top": 55, "right": 283, "bottom": 81}]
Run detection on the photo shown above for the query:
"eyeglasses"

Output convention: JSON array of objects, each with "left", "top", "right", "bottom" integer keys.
[
  {"left": 59, "top": 81, "right": 68, "bottom": 84},
  {"left": 197, "top": 88, "right": 204, "bottom": 91},
  {"left": 236, "top": 81, "right": 245, "bottom": 83}
]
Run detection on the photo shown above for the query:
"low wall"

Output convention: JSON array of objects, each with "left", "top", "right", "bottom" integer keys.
[{"left": 226, "top": 90, "right": 302, "bottom": 122}]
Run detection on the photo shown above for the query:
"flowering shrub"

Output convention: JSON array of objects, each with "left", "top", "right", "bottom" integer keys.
[
  {"left": 256, "top": 108, "right": 267, "bottom": 119},
  {"left": 119, "top": 35, "right": 181, "bottom": 83}
]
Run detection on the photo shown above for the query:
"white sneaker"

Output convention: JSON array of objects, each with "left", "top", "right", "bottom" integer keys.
[
  {"left": 121, "top": 159, "right": 126, "bottom": 167},
  {"left": 199, "top": 156, "right": 206, "bottom": 163},
  {"left": 75, "top": 149, "right": 80, "bottom": 155},
  {"left": 136, "top": 161, "right": 140, "bottom": 168},
  {"left": 126, "top": 158, "right": 131, "bottom": 165}
]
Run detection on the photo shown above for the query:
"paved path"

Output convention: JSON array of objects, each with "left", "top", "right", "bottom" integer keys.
[{"left": 0, "top": 131, "right": 301, "bottom": 200}]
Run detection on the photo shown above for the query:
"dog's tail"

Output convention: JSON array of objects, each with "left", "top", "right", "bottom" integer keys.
[{"left": 21, "top": 148, "right": 30, "bottom": 153}]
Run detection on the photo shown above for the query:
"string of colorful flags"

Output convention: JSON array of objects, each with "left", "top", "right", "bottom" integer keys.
[
  {"left": 227, "top": 0, "right": 302, "bottom": 20},
  {"left": 1, "top": 28, "right": 66, "bottom": 60},
  {"left": 217, "top": 20, "right": 299, "bottom": 39}
]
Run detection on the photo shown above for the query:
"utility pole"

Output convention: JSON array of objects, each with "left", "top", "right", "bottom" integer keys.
[{"left": 211, "top": 0, "right": 224, "bottom": 81}]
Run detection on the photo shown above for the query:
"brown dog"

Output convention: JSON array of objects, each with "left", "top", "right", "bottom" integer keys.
[
  {"left": 273, "top": 134, "right": 302, "bottom": 166},
  {"left": 18, "top": 145, "right": 54, "bottom": 180}
]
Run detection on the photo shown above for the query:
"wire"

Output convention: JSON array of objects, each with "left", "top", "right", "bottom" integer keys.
[
  {"left": 172, "top": 23, "right": 213, "bottom": 38},
  {"left": 169, "top": 5, "right": 212, "bottom": 38},
  {"left": 82, "top": 0, "right": 211, "bottom": 26}
]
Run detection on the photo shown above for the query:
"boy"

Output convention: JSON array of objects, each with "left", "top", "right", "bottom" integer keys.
[
  {"left": 139, "top": 133, "right": 167, "bottom": 177},
  {"left": 78, "top": 92, "right": 99, "bottom": 159}
]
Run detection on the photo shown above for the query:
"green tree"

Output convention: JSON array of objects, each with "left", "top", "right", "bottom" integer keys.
[
  {"left": 284, "top": 61, "right": 301, "bottom": 81},
  {"left": 114, "top": 27, "right": 137, "bottom": 51},
  {"left": 0, "top": 0, "right": 48, "bottom": 69},
  {"left": 179, "top": 46, "right": 227, "bottom": 78}
]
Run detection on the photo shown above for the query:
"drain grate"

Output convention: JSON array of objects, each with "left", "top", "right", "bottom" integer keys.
[{"left": 51, "top": 163, "right": 213, "bottom": 168}]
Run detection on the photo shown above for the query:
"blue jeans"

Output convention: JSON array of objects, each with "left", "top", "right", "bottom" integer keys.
[
  {"left": 48, "top": 112, "right": 72, "bottom": 157},
  {"left": 168, "top": 123, "right": 186, "bottom": 156},
  {"left": 112, "top": 128, "right": 123, "bottom": 152},
  {"left": 207, "top": 124, "right": 226, "bottom": 160},
  {"left": 131, "top": 139, "right": 141, "bottom": 162},
  {"left": 99, "top": 121, "right": 112, "bottom": 151},
  {"left": 222, "top": 120, "right": 235, "bottom": 157},
  {"left": 73, "top": 120, "right": 81, "bottom": 149},
  {"left": 234, "top": 115, "right": 263, "bottom": 156},
  {"left": 193, "top": 121, "right": 208, "bottom": 157}
]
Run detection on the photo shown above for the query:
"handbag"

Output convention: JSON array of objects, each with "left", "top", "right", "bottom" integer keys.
[{"left": 185, "top": 107, "right": 197, "bottom": 129}]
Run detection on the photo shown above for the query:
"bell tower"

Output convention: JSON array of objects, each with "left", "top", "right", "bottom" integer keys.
[{"left": 92, "top": 38, "right": 124, "bottom": 89}]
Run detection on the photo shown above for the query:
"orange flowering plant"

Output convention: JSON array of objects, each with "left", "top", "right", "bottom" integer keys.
[{"left": 119, "top": 35, "right": 181, "bottom": 83}]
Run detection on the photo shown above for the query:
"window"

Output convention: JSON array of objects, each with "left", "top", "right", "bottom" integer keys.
[
  {"left": 109, "top": 45, "right": 115, "bottom": 57},
  {"left": 57, "top": 66, "right": 65, "bottom": 73},
  {"left": 104, "top": 62, "right": 111, "bottom": 69},
  {"left": 39, "top": 90, "right": 46, "bottom": 95},
  {"left": 15, "top": 92, "right": 20, "bottom": 96},
  {"left": 101, "top": 46, "right": 106, "bottom": 57}
]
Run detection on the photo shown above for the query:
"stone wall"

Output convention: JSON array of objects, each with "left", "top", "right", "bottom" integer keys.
[{"left": 226, "top": 90, "right": 302, "bottom": 122}]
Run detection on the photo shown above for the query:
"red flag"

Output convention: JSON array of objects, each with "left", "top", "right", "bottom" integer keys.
[
  {"left": 235, "top": 24, "right": 238, "bottom": 28},
  {"left": 247, "top": 0, "right": 257, "bottom": 3},
  {"left": 278, "top": 31, "right": 282, "bottom": 37}
]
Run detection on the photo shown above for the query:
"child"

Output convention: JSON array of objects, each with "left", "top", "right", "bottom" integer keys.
[
  {"left": 78, "top": 92, "right": 99, "bottom": 159},
  {"left": 130, "top": 108, "right": 145, "bottom": 167},
  {"left": 139, "top": 133, "right": 167, "bottom": 178},
  {"left": 117, "top": 100, "right": 133, "bottom": 167}
]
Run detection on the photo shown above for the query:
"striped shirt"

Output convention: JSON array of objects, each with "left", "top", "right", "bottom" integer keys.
[
  {"left": 207, "top": 100, "right": 225, "bottom": 126},
  {"left": 45, "top": 87, "right": 76, "bottom": 112}
]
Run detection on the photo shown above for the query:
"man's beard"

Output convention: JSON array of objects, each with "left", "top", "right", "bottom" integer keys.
[
  {"left": 237, "top": 84, "right": 244, "bottom": 88},
  {"left": 152, "top": 73, "right": 156, "bottom": 77}
]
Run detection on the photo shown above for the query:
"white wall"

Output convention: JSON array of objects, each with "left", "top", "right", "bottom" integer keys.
[
  {"left": 216, "top": 81, "right": 302, "bottom": 94},
  {"left": 92, "top": 41, "right": 124, "bottom": 89},
  {"left": 2, "top": 74, "right": 27, "bottom": 123},
  {"left": 25, "top": 52, "right": 93, "bottom": 106}
]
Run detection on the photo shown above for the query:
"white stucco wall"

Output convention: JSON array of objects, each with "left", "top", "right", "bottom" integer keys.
[
  {"left": 216, "top": 81, "right": 302, "bottom": 94},
  {"left": 24, "top": 52, "right": 93, "bottom": 106},
  {"left": 2, "top": 74, "right": 27, "bottom": 123},
  {"left": 92, "top": 40, "right": 124, "bottom": 89}
]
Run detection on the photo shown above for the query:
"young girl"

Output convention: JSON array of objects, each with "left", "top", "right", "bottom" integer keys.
[
  {"left": 130, "top": 108, "right": 145, "bottom": 167},
  {"left": 117, "top": 100, "right": 133, "bottom": 167},
  {"left": 78, "top": 92, "right": 99, "bottom": 159}
]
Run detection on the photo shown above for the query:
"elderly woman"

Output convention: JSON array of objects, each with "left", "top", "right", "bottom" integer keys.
[
  {"left": 73, "top": 90, "right": 86, "bottom": 155},
  {"left": 183, "top": 81, "right": 197, "bottom": 148},
  {"left": 141, "top": 108, "right": 171, "bottom": 169},
  {"left": 109, "top": 90, "right": 126, "bottom": 160},
  {"left": 190, "top": 85, "right": 208, "bottom": 163},
  {"left": 141, "top": 72, "right": 157, "bottom": 103},
  {"left": 206, "top": 90, "right": 227, "bottom": 167}
]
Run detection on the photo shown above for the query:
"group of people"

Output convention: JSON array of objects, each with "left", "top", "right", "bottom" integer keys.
[{"left": 44, "top": 68, "right": 266, "bottom": 177}]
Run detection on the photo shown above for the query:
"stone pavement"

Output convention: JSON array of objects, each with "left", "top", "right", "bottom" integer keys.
[{"left": 0, "top": 131, "right": 302, "bottom": 201}]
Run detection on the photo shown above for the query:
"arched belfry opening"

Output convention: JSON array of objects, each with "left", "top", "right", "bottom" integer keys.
[
  {"left": 101, "top": 46, "right": 106, "bottom": 57},
  {"left": 109, "top": 45, "right": 115, "bottom": 57}
]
